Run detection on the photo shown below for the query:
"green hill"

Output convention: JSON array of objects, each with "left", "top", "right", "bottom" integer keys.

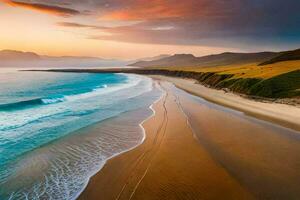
[
  {"left": 259, "top": 48, "right": 300, "bottom": 65},
  {"left": 248, "top": 70, "right": 300, "bottom": 98}
]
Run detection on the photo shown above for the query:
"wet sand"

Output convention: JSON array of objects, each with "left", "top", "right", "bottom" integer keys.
[{"left": 79, "top": 80, "right": 300, "bottom": 200}]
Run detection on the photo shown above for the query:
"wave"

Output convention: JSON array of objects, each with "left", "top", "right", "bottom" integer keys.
[
  {"left": 0, "top": 97, "right": 65, "bottom": 111},
  {"left": 41, "top": 97, "right": 65, "bottom": 104},
  {"left": 0, "top": 82, "right": 126, "bottom": 112},
  {"left": 0, "top": 98, "right": 45, "bottom": 111}
]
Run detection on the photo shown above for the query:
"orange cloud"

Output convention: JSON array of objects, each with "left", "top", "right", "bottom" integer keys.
[
  {"left": 101, "top": 0, "right": 213, "bottom": 21},
  {"left": 3, "top": 0, "right": 80, "bottom": 17}
]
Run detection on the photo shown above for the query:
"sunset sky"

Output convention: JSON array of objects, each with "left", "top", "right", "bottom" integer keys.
[{"left": 1, "top": 0, "right": 299, "bottom": 59}]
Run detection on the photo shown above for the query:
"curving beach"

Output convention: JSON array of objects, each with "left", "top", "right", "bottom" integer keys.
[{"left": 79, "top": 78, "right": 300, "bottom": 199}]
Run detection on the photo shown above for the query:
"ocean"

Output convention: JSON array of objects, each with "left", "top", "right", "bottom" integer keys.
[{"left": 0, "top": 69, "right": 162, "bottom": 199}]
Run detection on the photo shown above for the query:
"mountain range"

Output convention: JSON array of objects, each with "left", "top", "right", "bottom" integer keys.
[
  {"left": 129, "top": 49, "right": 300, "bottom": 68},
  {"left": 0, "top": 50, "right": 127, "bottom": 68}
]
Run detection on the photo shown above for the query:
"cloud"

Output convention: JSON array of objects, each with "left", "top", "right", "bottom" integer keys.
[
  {"left": 3, "top": 0, "right": 80, "bottom": 17},
  {"left": 101, "top": 0, "right": 237, "bottom": 21},
  {"left": 23, "top": 0, "right": 300, "bottom": 49},
  {"left": 57, "top": 22, "right": 99, "bottom": 28}
]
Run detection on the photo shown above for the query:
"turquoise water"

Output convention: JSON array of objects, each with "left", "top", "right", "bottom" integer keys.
[{"left": 0, "top": 69, "right": 161, "bottom": 199}]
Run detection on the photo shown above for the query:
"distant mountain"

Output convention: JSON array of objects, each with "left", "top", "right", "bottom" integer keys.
[
  {"left": 129, "top": 52, "right": 279, "bottom": 68},
  {"left": 131, "top": 54, "right": 197, "bottom": 67},
  {"left": 0, "top": 50, "right": 40, "bottom": 60},
  {"left": 0, "top": 50, "right": 127, "bottom": 68},
  {"left": 132, "top": 54, "right": 171, "bottom": 63},
  {"left": 259, "top": 48, "right": 300, "bottom": 65}
]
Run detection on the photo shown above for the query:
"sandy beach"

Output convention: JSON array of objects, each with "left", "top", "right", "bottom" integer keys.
[
  {"left": 153, "top": 75, "right": 300, "bottom": 132},
  {"left": 79, "top": 78, "right": 300, "bottom": 199}
]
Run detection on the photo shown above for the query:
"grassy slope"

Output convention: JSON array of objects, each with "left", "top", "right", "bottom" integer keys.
[
  {"left": 149, "top": 60, "right": 300, "bottom": 98},
  {"left": 249, "top": 70, "right": 300, "bottom": 98}
]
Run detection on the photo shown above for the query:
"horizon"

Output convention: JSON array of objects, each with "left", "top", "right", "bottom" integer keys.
[
  {"left": 1, "top": 0, "right": 300, "bottom": 59},
  {"left": 2, "top": 47, "right": 297, "bottom": 61}
]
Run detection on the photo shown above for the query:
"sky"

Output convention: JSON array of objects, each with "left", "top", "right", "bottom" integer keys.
[{"left": 0, "top": 0, "right": 299, "bottom": 59}]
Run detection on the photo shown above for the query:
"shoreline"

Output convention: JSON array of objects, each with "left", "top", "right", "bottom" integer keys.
[
  {"left": 77, "top": 82, "right": 167, "bottom": 199},
  {"left": 74, "top": 81, "right": 164, "bottom": 200},
  {"left": 151, "top": 75, "right": 300, "bottom": 132},
  {"left": 78, "top": 83, "right": 168, "bottom": 199}
]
